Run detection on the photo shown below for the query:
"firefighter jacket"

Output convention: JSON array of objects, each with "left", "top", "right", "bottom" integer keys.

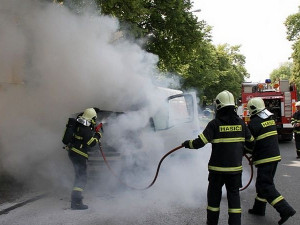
[
  {"left": 70, "top": 122, "right": 101, "bottom": 158},
  {"left": 291, "top": 111, "right": 300, "bottom": 134},
  {"left": 247, "top": 115, "right": 281, "bottom": 166},
  {"left": 187, "top": 118, "right": 254, "bottom": 174}
]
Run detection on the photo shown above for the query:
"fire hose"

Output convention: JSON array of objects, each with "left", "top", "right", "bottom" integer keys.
[
  {"left": 240, "top": 154, "right": 253, "bottom": 191},
  {"left": 98, "top": 143, "right": 254, "bottom": 191}
]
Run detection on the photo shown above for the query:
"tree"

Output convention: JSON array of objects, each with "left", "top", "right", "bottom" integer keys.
[
  {"left": 285, "top": 7, "right": 300, "bottom": 42},
  {"left": 185, "top": 44, "right": 249, "bottom": 102},
  {"left": 57, "top": 1, "right": 211, "bottom": 71},
  {"left": 285, "top": 6, "right": 300, "bottom": 88},
  {"left": 97, "top": 0, "right": 210, "bottom": 74},
  {"left": 269, "top": 62, "right": 293, "bottom": 82}
]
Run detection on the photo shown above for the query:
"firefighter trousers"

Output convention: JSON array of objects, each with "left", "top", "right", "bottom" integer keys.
[
  {"left": 207, "top": 172, "right": 242, "bottom": 225},
  {"left": 255, "top": 162, "right": 295, "bottom": 216},
  {"left": 294, "top": 133, "right": 300, "bottom": 157},
  {"left": 69, "top": 151, "right": 87, "bottom": 192}
]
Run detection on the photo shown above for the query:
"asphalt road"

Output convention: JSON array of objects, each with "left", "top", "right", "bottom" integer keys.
[{"left": 0, "top": 140, "right": 299, "bottom": 225}]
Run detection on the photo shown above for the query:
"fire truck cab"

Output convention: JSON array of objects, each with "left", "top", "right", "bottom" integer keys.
[{"left": 240, "top": 79, "right": 297, "bottom": 141}]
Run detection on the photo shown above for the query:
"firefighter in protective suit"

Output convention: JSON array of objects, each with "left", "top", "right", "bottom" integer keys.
[
  {"left": 68, "top": 108, "right": 101, "bottom": 210},
  {"left": 291, "top": 101, "right": 300, "bottom": 158},
  {"left": 246, "top": 97, "right": 296, "bottom": 224},
  {"left": 182, "top": 90, "right": 254, "bottom": 225}
]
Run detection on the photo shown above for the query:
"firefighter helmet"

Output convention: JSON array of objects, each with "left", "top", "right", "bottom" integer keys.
[
  {"left": 296, "top": 101, "right": 300, "bottom": 107},
  {"left": 82, "top": 108, "right": 97, "bottom": 121},
  {"left": 247, "top": 97, "right": 265, "bottom": 116},
  {"left": 215, "top": 90, "right": 235, "bottom": 110}
]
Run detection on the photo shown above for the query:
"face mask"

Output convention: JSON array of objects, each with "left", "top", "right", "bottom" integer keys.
[
  {"left": 257, "top": 109, "right": 273, "bottom": 119},
  {"left": 77, "top": 117, "right": 91, "bottom": 127}
]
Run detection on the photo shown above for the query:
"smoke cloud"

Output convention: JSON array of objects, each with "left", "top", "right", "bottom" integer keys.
[{"left": 0, "top": 0, "right": 234, "bottom": 216}]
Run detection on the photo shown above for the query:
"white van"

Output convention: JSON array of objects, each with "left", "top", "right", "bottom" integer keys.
[{"left": 88, "top": 87, "right": 200, "bottom": 168}]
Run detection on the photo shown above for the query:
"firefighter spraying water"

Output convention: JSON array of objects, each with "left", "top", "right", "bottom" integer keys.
[{"left": 63, "top": 108, "right": 102, "bottom": 210}]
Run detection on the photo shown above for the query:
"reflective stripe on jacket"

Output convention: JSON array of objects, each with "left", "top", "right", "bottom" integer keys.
[
  {"left": 189, "top": 118, "right": 254, "bottom": 173},
  {"left": 248, "top": 116, "right": 281, "bottom": 166},
  {"left": 70, "top": 123, "right": 100, "bottom": 158}
]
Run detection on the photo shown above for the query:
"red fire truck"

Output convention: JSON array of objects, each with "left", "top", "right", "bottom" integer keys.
[{"left": 240, "top": 79, "right": 297, "bottom": 141}]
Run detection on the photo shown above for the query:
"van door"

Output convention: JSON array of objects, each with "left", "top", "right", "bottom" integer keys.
[{"left": 151, "top": 92, "right": 200, "bottom": 151}]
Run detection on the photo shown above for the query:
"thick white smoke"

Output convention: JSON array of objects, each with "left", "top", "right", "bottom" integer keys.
[{"left": 0, "top": 0, "right": 217, "bottom": 213}]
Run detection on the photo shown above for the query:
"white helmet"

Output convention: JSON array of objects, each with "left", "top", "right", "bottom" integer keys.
[
  {"left": 296, "top": 101, "right": 300, "bottom": 107},
  {"left": 82, "top": 108, "right": 97, "bottom": 122},
  {"left": 247, "top": 97, "right": 265, "bottom": 116},
  {"left": 215, "top": 90, "right": 235, "bottom": 110}
]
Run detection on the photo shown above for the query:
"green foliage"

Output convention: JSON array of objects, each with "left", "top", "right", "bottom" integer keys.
[
  {"left": 291, "top": 40, "right": 300, "bottom": 86},
  {"left": 97, "top": 0, "right": 149, "bottom": 38},
  {"left": 184, "top": 44, "right": 248, "bottom": 102},
  {"left": 285, "top": 8, "right": 300, "bottom": 42},
  {"left": 285, "top": 6, "right": 300, "bottom": 90},
  {"left": 96, "top": 0, "right": 208, "bottom": 74},
  {"left": 269, "top": 62, "right": 293, "bottom": 81}
]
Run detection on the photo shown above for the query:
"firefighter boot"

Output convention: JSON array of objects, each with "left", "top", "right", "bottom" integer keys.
[
  {"left": 248, "top": 199, "right": 266, "bottom": 216},
  {"left": 71, "top": 190, "right": 88, "bottom": 210},
  {"left": 206, "top": 210, "right": 219, "bottom": 225},
  {"left": 273, "top": 199, "right": 296, "bottom": 225}
]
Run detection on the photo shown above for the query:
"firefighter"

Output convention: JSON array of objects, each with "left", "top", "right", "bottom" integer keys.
[
  {"left": 182, "top": 90, "right": 254, "bottom": 225},
  {"left": 291, "top": 101, "right": 300, "bottom": 159},
  {"left": 246, "top": 97, "right": 296, "bottom": 224},
  {"left": 68, "top": 108, "right": 102, "bottom": 210}
]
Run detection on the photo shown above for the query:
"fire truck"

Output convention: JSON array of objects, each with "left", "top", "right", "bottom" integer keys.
[{"left": 240, "top": 79, "right": 297, "bottom": 141}]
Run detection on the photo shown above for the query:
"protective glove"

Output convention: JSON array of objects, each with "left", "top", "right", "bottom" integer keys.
[
  {"left": 243, "top": 146, "right": 253, "bottom": 155},
  {"left": 94, "top": 131, "right": 102, "bottom": 140},
  {"left": 182, "top": 140, "right": 191, "bottom": 148}
]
